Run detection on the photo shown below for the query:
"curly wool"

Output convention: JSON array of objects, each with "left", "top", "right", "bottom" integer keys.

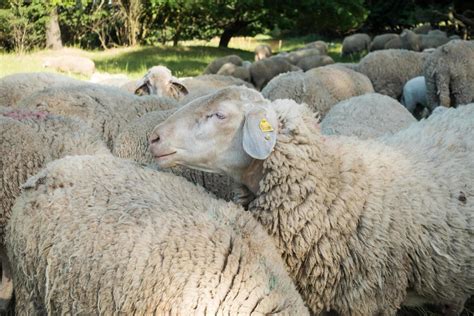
[
  {"left": 262, "top": 65, "right": 374, "bottom": 117},
  {"left": 321, "top": 93, "right": 416, "bottom": 139},
  {"left": 357, "top": 49, "right": 428, "bottom": 99},
  {"left": 6, "top": 155, "right": 309, "bottom": 315},
  {"left": 0, "top": 108, "right": 109, "bottom": 245},
  {"left": 13, "top": 83, "right": 177, "bottom": 149},
  {"left": 248, "top": 99, "right": 473, "bottom": 315},
  {"left": 0, "top": 72, "right": 82, "bottom": 106},
  {"left": 113, "top": 109, "right": 237, "bottom": 201},
  {"left": 423, "top": 40, "right": 474, "bottom": 109}
]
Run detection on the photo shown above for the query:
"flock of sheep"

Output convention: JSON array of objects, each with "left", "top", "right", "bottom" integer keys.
[{"left": 0, "top": 26, "right": 473, "bottom": 315}]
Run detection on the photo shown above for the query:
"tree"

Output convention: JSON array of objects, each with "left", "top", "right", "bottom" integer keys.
[{"left": 45, "top": 6, "right": 62, "bottom": 49}]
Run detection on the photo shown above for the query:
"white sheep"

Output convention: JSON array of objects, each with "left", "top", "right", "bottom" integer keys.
[
  {"left": 149, "top": 86, "right": 473, "bottom": 315},
  {"left": 112, "top": 109, "right": 238, "bottom": 201},
  {"left": 341, "top": 33, "right": 371, "bottom": 56},
  {"left": 216, "top": 62, "right": 251, "bottom": 83},
  {"left": 0, "top": 72, "right": 82, "bottom": 106},
  {"left": 401, "top": 76, "right": 429, "bottom": 118},
  {"left": 254, "top": 44, "right": 272, "bottom": 61},
  {"left": 262, "top": 64, "right": 374, "bottom": 117},
  {"left": 369, "top": 33, "right": 399, "bottom": 51},
  {"left": 356, "top": 49, "right": 429, "bottom": 99},
  {"left": 0, "top": 108, "right": 109, "bottom": 310},
  {"left": 42, "top": 55, "right": 96, "bottom": 77},
  {"left": 133, "top": 66, "right": 253, "bottom": 103},
  {"left": 13, "top": 83, "right": 177, "bottom": 149},
  {"left": 321, "top": 93, "right": 416, "bottom": 139},
  {"left": 423, "top": 40, "right": 474, "bottom": 110},
  {"left": 303, "top": 40, "right": 328, "bottom": 55},
  {"left": 296, "top": 55, "right": 334, "bottom": 71},
  {"left": 6, "top": 155, "right": 309, "bottom": 315},
  {"left": 89, "top": 72, "right": 130, "bottom": 87}
]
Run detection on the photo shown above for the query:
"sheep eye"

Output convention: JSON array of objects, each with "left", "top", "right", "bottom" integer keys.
[{"left": 206, "top": 112, "right": 226, "bottom": 120}]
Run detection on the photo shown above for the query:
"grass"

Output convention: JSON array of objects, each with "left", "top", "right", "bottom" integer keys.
[{"left": 0, "top": 35, "right": 360, "bottom": 79}]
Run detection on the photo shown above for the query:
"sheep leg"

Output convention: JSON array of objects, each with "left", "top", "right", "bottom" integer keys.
[{"left": 435, "top": 73, "right": 452, "bottom": 108}]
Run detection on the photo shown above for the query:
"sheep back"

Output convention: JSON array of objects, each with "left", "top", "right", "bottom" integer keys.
[{"left": 7, "top": 155, "right": 309, "bottom": 315}]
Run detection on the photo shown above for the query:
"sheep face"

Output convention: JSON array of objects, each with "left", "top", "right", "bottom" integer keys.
[
  {"left": 135, "top": 66, "right": 188, "bottom": 99},
  {"left": 149, "top": 87, "right": 277, "bottom": 181}
]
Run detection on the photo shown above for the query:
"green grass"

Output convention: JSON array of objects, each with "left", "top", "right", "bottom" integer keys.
[{"left": 0, "top": 35, "right": 361, "bottom": 79}]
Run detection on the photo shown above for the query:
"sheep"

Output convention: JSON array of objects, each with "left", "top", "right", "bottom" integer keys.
[
  {"left": 216, "top": 62, "right": 251, "bottom": 82},
  {"left": 0, "top": 72, "right": 82, "bottom": 106},
  {"left": 419, "top": 34, "right": 450, "bottom": 50},
  {"left": 255, "top": 44, "right": 272, "bottom": 61},
  {"left": 262, "top": 64, "right": 374, "bottom": 117},
  {"left": 0, "top": 108, "right": 110, "bottom": 311},
  {"left": 384, "top": 36, "right": 403, "bottom": 49},
  {"left": 303, "top": 40, "right": 328, "bottom": 55},
  {"left": 6, "top": 154, "right": 309, "bottom": 315},
  {"left": 134, "top": 66, "right": 189, "bottom": 98},
  {"left": 369, "top": 33, "right": 399, "bottom": 51},
  {"left": 149, "top": 86, "right": 474, "bottom": 315},
  {"left": 249, "top": 57, "right": 300, "bottom": 91},
  {"left": 0, "top": 108, "right": 109, "bottom": 244},
  {"left": 13, "top": 83, "right": 177, "bottom": 149},
  {"left": 428, "top": 29, "right": 447, "bottom": 37},
  {"left": 449, "top": 34, "right": 461, "bottom": 40},
  {"left": 133, "top": 66, "right": 254, "bottom": 103},
  {"left": 42, "top": 55, "right": 96, "bottom": 77},
  {"left": 400, "top": 29, "right": 421, "bottom": 51},
  {"left": 296, "top": 55, "right": 334, "bottom": 71},
  {"left": 203, "top": 54, "right": 243, "bottom": 74},
  {"left": 401, "top": 76, "right": 429, "bottom": 119},
  {"left": 333, "top": 62, "right": 358, "bottom": 71},
  {"left": 423, "top": 40, "right": 474, "bottom": 109},
  {"left": 112, "top": 109, "right": 237, "bottom": 201},
  {"left": 179, "top": 74, "right": 254, "bottom": 104},
  {"left": 356, "top": 49, "right": 428, "bottom": 99},
  {"left": 341, "top": 33, "right": 371, "bottom": 56},
  {"left": 287, "top": 48, "right": 324, "bottom": 65},
  {"left": 321, "top": 93, "right": 416, "bottom": 139}
]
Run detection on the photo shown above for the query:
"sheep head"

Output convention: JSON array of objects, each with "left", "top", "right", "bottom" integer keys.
[
  {"left": 135, "top": 66, "right": 189, "bottom": 99},
  {"left": 149, "top": 86, "right": 278, "bottom": 188}
]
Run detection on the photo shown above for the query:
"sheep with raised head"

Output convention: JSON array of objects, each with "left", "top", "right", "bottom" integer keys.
[
  {"left": 42, "top": 55, "right": 95, "bottom": 77},
  {"left": 113, "top": 109, "right": 237, "bottom": 201},
  {"left": 356, "top": 49, "right": 428, "bottom": 99},
  {"left": 134, "top": 66, "right": 253, "bottom": 103},
  {"left": 321, "top": 93, "right": 416, "bottom": 139},
  {"left": 6, "top": 154, "right": 309, "bottom": 315},
  {"left": 149, "top": 86, "right": 474, "bottom": 315},
  {"left": 341, "top": 33, "right": 371, "bottom": 56},
  {"left": 203, "top": 55, "right": 243, "bottom": 74},
  {"left": 262, "top": 64, "right": 374, "bottom": 117},
  {"left": 0, "top": 72, "right": 82, "bottom": 106},
  {"left": 423, "top": 40, "right": 474, "bottom": 109},
  {"left": 369, "top": 33, "right": 399, "bottom": 51},
  {"left": 13, "top": 83, "right": 177, "bottom": 149},
  {"left": 400, "top": 29, "right": 421, "bottom": 51},
  {"left": 255, "top": 44, "right": 272, "bottom": 61},
  {"left": 249, "top": 57, "right": 300, "bottom": 90}
]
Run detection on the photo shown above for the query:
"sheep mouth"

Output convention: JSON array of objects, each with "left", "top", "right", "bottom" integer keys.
[{"left": 154, "top": 151, "right": 177, "bottom": 159}]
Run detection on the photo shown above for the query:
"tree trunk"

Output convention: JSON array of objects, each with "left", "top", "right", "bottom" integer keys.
[
  {"left": 218, "top": 21, "right": 248, "bottom": 48},
  {"left": 46, "top": 7, "right": 63, "bottom": 50}
]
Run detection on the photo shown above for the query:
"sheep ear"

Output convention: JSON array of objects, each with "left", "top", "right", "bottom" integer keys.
[
  {"left": 242, "top": 106, "right": 278, "bottom": 160},
  {"left": 168, "top": 80, "right": 189, "bottom": 100},
  {"left": 134, "top": 78, "right": 151, "bottom": 96}
]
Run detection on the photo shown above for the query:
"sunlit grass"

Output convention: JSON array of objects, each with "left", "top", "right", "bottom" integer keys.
[{"left": 0, "top": 35, "right": 361, "bottom": 79}]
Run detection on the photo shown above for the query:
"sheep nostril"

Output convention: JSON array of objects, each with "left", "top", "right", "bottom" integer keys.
[{"left": 149, "top": 134, "right": 161, "bottom": 144}]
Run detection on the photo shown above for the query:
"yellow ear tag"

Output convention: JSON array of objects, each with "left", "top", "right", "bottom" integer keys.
[{"left": 259, "top": 118, "right": 274, "bottom": 132}]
